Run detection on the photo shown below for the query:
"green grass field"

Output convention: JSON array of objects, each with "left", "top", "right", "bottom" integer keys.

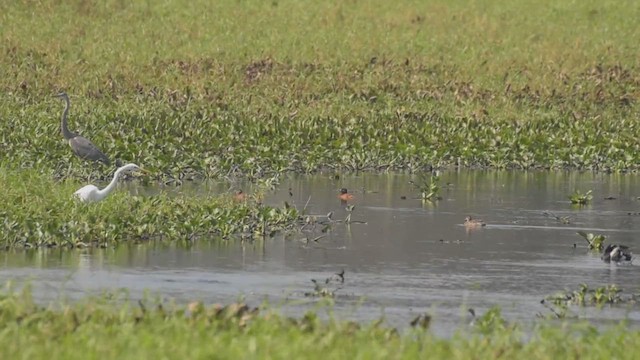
[{"left": 1, "top": 0, "right": 639, "bottom": 178}]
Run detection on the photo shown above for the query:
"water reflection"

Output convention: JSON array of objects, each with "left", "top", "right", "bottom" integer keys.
[{"left": 2, "top": 170, "right": 640, "bottom": 336}]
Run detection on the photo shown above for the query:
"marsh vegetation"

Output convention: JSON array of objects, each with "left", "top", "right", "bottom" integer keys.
[
  {"left": 1, "top": 0, "right": 639, "bottom": 180},
  {"left": 1, "top": 0, "right": 640, "bottom": 356},
  {"left": 1, "top": 287, "right": 640, "bottom": 359}
]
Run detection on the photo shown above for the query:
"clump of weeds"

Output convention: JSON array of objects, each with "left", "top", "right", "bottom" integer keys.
[
  {"left": 576, "top": 231, "right": 606, "bottom": 251},
  {"left": 543, "top": 211, "right": 571, "bottom": 224},
  {"left": 568, "top": 190, "right": 593, "bottom": 205},
  {"left": 543, "top": 284, "right": 628, "bottom": 307},
  {"left": 409, "top": 174, "right": 442, "bottom": 202},
  {"left": 305, "top": 270, "right": 346, "bottom": 298}
]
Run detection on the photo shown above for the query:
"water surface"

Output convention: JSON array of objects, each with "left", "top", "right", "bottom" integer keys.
[{"left": 2, "top": 170, "right": 640, "bottom": 336}]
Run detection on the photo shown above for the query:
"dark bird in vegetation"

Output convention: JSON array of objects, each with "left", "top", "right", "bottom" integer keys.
[
  {"left": 338, "top": 188, "right": 354, "bottom": 201},
  {"left": 464, "top": 216, "right": 486, "bottom": 228},
  {"left": 601, "top": 244, "right": 632, "bottom": 263},
  {"left": 55, "top": 92, "right": 110, "bottom": 165}
]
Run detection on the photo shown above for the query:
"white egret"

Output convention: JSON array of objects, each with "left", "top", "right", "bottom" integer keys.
[
  {"left": 74, "top": 163, "right": 142, "bottom": 203},
  {"left": 55, "top": 92, "right": 111, "bottom": 165}
]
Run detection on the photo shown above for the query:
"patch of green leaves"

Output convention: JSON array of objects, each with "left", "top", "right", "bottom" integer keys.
[
  {"left": 0, "top": 168, "right": 299, "bottom": 248},
  {"left": 1, "top": 1, "right": 640, "bottom": 179},
  {"left": 545, "top": 284, "right": 624, "bottom": 307},
  {"left": 576, "top": 231, "right": 605, "bottom": 251},
  {"left": 568, "top": 190, "right": 593, "bottom": 205},
  {"left": 410, "top": 174, "right": 442, "bottom": 202}
]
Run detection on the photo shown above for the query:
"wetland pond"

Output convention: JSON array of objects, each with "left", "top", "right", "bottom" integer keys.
[{"left": 2, "top": 170, "right": 640, "bottom": 336}]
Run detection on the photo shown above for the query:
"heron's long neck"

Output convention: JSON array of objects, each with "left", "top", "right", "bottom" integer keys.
[
  {"left": 60, "top": 96, "right": 75, "bottom": 140},
  {"left": 96, "top": 168, "right": 124, "bottom": 200}
]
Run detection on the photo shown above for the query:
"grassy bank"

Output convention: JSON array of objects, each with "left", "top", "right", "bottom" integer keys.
[
  {"left": 0, "top": 287, "right": 637, "bottom": 359},
  {"left": 1, "top": 0, "right": 640, "bottom": 179},
  {"left": 0, "top": 167, "right": 299, "bottom": 248}
]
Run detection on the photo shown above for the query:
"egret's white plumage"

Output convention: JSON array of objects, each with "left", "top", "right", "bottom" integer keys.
[{"left": 74, "top": 163, "right": 141, "bottom": 203}]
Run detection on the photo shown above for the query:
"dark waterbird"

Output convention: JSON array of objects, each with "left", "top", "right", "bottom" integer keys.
[
  {"left": 601, "top": 244, "right": 632, "bottom": 263},
  {"left": 55, "top": 92, "right": 110, "bottom": 165}
]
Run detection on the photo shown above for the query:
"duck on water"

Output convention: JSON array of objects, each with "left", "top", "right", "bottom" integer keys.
[{"left": 601, "top": 244, "right": 632, "bottom": 263}]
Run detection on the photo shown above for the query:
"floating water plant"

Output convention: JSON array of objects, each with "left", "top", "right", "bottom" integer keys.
[
  {"left": 543, "top": 211, "right": 571, "bottom": 224},
  {"left": 568, "top": 190, "right": 593, "bottom": 205},
  {"left": 576, "top": 231, "right": 605, "bottom": 251},
  {"left": 304, "top": 271, "right": 346, "bottom": 298},
  {"left": 544, "top": 284, "right": 624, "bottom": 307},
  {"left": 410, "top": 174, "right": 442, "bottom": 202}
]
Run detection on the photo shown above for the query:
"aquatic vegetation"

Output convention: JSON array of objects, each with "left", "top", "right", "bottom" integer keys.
[
  {"left": 543, "top": 211, "right": 571, "bottom": 224},
  {"left": 409, "top": 313, "right": 431, "bottom": 329},
  {"left": 2, "top": 287, "right": 640, "bottom": 359},
  {"left": 568, "top": 190, "right": 593, "bottom": 205},
  {"left": 410, "top": 174, "right": 442, "bottom": 202},
  {"left": 575, "top": 232, "right": 631, "bottom": 262},
  {"left": 1, "top": 1, "right": 640, "bottom": 180},
  {"left": 0, "top": 168, "right": 300, "bottom": 248},
  {"left": 305, "top": 270, "right": 346, "bottom": 298},
  {"left": 576, "top": 231, "right": 606, "bottom": 251},
  {"left": 544, "top": 284, "right": 629, "bottom": 307}
]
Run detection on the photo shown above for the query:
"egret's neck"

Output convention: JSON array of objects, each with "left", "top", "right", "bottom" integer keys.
[
  {"left": 60, "top": 96, "right": 75, "bottom": 140},
  {"left": 95, "top": 168, "right": 124, "bottom": 200}
]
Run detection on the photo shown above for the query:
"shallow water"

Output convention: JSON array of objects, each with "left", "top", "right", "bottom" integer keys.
[{"left": 2, "top": 170, "right": 640, "bottom": 336}]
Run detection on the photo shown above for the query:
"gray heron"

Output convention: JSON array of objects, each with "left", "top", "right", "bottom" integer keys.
[{"left": 55, "top": 92, "right": 110, "bottom": 165}]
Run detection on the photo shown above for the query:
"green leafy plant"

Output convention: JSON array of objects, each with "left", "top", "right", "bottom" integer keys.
[
  {"left": 568, "top": 190, "right": 593, "bottom": 205},
  {"left": 576, "top": 231, "right": 605, "bottom": 251},
  {"left": 410, "top": 174, "right": 442, "bottom": 202},
  {"left": 545, "top": 284, "right": 623, "bottom": 307}
]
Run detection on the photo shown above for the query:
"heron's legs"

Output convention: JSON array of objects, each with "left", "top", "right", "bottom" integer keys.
[{"left": 65, "top": 161, "right": 73, "bottom": 180}]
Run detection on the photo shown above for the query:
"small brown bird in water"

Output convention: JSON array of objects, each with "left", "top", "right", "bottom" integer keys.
[
  {"left": 338, "top": 188, "right": 354, "bottom": 201},
  {"left": 233, "top": 190, "right": 247, "bottom": 202},
  {"left": 464, "top": 216, "right": 486, "bottom": 227}
]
